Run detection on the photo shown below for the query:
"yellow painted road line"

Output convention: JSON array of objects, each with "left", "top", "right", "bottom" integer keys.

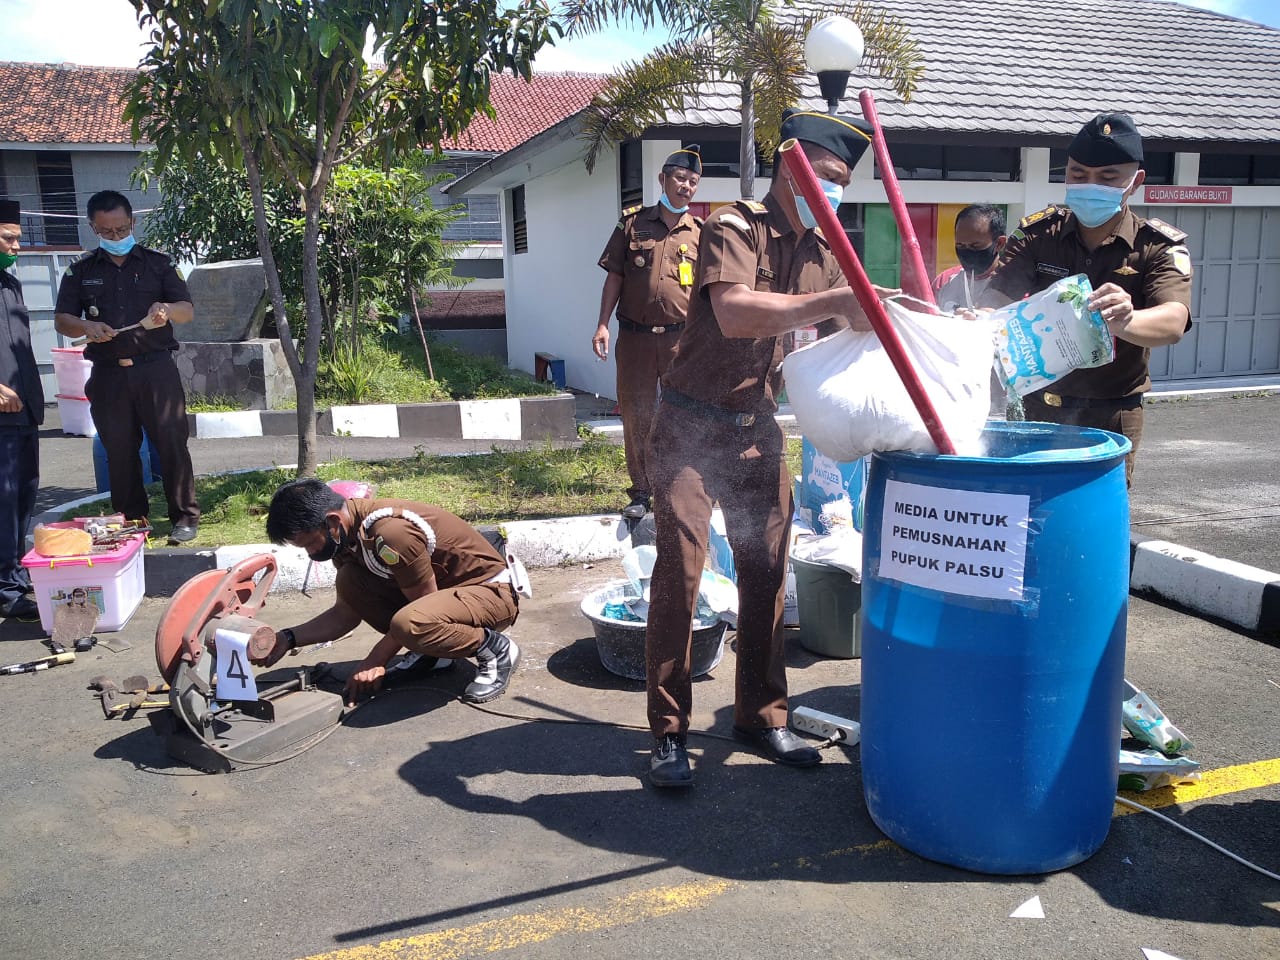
[
  {"left": 301, "top": 759, "right": 1280, "bottom": 960},
  {"left": 1114, "top": 756, "right": 1280, "bottom": 817},
  {"left": 298, "top": 878, "right": 737, "bottom": 960}
]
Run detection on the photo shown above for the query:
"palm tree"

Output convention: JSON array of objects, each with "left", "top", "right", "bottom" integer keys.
[{"left": 561, "top": 1, "right": 924, "bottom": 199}]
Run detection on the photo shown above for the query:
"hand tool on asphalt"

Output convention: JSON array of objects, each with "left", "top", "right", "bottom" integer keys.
[
  {"left": 2, "top": 652, "right": 75, "bottom": 675},
  {"left": 52, "top": 600, "right": 100, "bottom": 653},
  {"left": 149, "top": 554, "right": 343, "bottom": 772},
  {"left": 89, "top": 675, "right": 173, "bottom": 718}
]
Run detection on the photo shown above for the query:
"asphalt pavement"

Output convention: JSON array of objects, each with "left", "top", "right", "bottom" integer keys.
[{"left": 1, "top": 389, "right": 1277, "bottom": 960}]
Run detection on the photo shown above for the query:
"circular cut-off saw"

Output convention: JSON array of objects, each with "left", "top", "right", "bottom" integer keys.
[{"left": 150, "top": 554, "right": 344, "bottom": 772}]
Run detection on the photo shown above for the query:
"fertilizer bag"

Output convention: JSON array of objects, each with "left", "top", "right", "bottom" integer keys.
[
  {"left": 782, "top": 297, "right": 993, "bottom": 462},
  {"left": 992, "top": 273, "right": 1115, "bottom": 397}
]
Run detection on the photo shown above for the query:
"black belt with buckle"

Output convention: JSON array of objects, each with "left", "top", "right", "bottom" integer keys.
[
  {"left": 619, "top": 318, "right": 685, "bottom": 335},
  {"left": 662, "top": 387, "right": 761, "bottom": 427},
  {"left": 1042, "top": 392, "right": 1142, "bottom": 410},
  {"left": 102, "top": 350, "right": 171, "bottom": 369}
]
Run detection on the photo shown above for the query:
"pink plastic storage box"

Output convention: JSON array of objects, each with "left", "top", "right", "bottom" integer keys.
[{"left": 22, "top": 527, "right": 146, "bottom": 634}]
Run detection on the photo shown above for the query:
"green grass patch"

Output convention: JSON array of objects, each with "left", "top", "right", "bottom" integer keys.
[
  {"left": 186, "top": 393, "right": 244, "bottom": 413},
  {"left": 64, "top": 433, "right": 806, "bottom": 548}
]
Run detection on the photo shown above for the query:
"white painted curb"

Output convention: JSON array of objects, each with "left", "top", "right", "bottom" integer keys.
[
  {"left": 1130, "top": 535, "right": 1280, "bottom": 636},
  {"left": 499, "top": 515, "right": 632, "bottom": 567}
]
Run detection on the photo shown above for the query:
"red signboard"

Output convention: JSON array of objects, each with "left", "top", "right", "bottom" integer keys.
[{"left": 1143, "top": 185, "right": 1233, "bottom": 204}]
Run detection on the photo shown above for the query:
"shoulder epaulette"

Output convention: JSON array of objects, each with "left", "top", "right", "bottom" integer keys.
[
  {"left": 615, "top": 204, "right": 644, "bottom": 230},
  {"left": 742, "top": 200, "right": 768, "bottom": 213},
  {"left": 1018, "top": 204, "right": 1063, "bottom": 229},
  {"left": 1144, "top": 217, "right": 1188, "bottom": 243}
]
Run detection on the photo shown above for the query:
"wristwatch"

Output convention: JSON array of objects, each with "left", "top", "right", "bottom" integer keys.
[{"left": 279, "top": 628, "right": 297, "bottom": 652}]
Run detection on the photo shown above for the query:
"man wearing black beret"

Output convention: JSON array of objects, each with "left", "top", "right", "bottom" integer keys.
[
  {"left": 594, "top": 144, "right": 704, "bottom": 521},
  {"left": 983, "top": 112, "right": 1193, "bottom": 483},
  {"left": 0, "top": 198, "right": 44, "bottom": 620},
  {"left": 640, "top": 108, "right": 896, "bottom": 787}
]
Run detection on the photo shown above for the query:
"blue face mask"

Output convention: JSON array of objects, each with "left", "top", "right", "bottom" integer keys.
[
  {"left": 99, "top": 233, "right": 136, "bottom": 257},
  {"left": 659, "top": 194, "right": 689, "bottom": 215},
  {"left": 1064, "top": 176, "right": 1135, "bottom": 228},
  {"left": 792, "top": 179, "right": 845, "bottom": 230}
]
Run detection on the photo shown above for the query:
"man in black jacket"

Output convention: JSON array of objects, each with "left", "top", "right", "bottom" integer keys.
[{"left": 0, "top": 198, "right": 44, "bottom": 620}]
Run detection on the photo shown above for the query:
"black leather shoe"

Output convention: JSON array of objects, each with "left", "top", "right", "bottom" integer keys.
[
  {"left": 649, "top": 733, "right": 693, "bottom": 788},
  {"left": 621, "top": 497, "right": 651, "bottom": 520},
  {"left": 463, "top": 629, "right": 519, "bottom": 703},
  {"left": 168, "top": 523, "right": 198, "bottom": 544},
  {"left": 1, "top": 595, "right": 40, "bottom": 621},
  {"left": 733, "top": 725, "right": 822, "bottom": 767}
]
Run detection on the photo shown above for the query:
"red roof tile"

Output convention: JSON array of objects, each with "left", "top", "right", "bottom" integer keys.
[
  {"left": 441, "top": 73, "right": 606, "bottom": 153},
  {"left": 0, "top": 62, "right": 603, "bottom": 153},
  {"left": 0, "top": 62, "right": 135, "bottom": 144}
]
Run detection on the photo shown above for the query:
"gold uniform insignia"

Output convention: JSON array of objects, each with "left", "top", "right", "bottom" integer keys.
[
  {"left": 1102, "top": 123, "right": 1112, "bottom": 135},
  {"left": 743, "top": 200, "right": 768, "bottom": 213},
  {"left": 1114, "top": 265, "right": 1138, "bottom": 276},
  {"left": 1019, "top": 205, "right": 1058, "bottom": 229},
  {"left": 1147, "top": 218, "right": 1188, "bottom": 242},
  {"left": 376, "top": 536, "right": 400, "bottom": 565},
  {"left": 1168, "top": 245, "right": 1192, "bottom": 276}
]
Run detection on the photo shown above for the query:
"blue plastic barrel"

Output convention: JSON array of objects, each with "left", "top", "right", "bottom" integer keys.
[
  {"left": 92, "top": 432, "right": 163, "bottom": 494},
  {"left": 860, "top": 421, "right": 1131, "bottom": 874}
]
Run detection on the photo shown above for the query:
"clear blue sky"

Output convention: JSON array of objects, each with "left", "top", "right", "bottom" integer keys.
[{"left": 0, "top": 0, "right": 1275, "bottom": 72}]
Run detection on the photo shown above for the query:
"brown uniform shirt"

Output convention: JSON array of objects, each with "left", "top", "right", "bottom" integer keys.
[
  {"left": 334, "top": 498, "right": 506, "bottom": 595},
  {"left": 662, "top": 193, "right": 846, "bottom": 414},
  {"left": 598, "top": 204, "right": 702, "bottom": 328},
  {"left": 986, "top": 205, "right": 1193, "bottom": 397}
]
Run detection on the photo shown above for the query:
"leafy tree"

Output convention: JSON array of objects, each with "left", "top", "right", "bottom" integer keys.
[
  {"left": 124, "top": 0, "right": 558, "bottom": 475},
  {"left": 565, "top": 0, "right": 924, "bottom": 198}
]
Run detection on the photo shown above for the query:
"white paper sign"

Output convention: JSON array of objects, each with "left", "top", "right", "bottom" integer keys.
[
  {"left": 214, "top": 628, "right": 259, "bottom": 701},
  {"left": 878, "top": 479, "right": 1030, "bottom": 600}
]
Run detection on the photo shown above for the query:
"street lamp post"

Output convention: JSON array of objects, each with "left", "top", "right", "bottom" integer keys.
[{"left": 804, "top": 15, "right": 865, "bottom": 114}]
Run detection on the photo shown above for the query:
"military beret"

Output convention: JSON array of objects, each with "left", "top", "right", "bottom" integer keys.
[
  {"left": 1068, "top": 112, "right": 1143, "bottom": 167},
  {"left": 0, "top": 199, "right": 20, "bottom": 225},
  {"left": 663, "top": 144, "right": 702, "bottom": 175},
  {"left": 779, "top": 108, "right": 873, "bottom": 168}
]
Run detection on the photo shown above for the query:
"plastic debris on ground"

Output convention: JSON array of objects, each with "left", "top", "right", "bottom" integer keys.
[
  {"left": 1117, "top": 748, "right": 1201, "bottom": 792},
  {"left": 1122, "top": 679, "right": 1194, "bottom": 755}
]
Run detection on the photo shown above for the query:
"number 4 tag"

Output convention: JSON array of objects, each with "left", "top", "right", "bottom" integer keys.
[{"left": 214, "top": 628, "right": 260, "bottom": 701}]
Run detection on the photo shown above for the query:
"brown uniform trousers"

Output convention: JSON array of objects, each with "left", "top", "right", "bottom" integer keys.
[
  {"left": 644, "top": 403, "right": 793, "bottom": 736},
  {"left": 336, "top": 563, "right": 519, "bottom": 659},
  {"left": 615, "top": 325, "right": 681, "bottom": 500}
]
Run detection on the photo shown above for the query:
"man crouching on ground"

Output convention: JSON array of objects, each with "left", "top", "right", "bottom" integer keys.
[{"left": 253, "top": 479, "right": 521, "bottom": 707}]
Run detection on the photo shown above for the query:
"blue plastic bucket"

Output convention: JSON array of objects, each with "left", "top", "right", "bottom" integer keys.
[
  {"left": 92, "top": 431, "right": 163, "bottom": 494},
  {"left": 860, "top": 421, "right": 1131, "bottom": 874}
]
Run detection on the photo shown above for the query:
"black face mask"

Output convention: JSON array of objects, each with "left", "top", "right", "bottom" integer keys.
[
  {"left": 307, "top": 525, "right": 345, "bottom": 563},
  {"left": 956, "top": 244, "right": 998, "bottom": 274}
]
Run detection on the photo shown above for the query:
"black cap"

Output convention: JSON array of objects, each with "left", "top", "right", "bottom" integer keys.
[
  {"left": 663, "top": 144, "right": 702, "bottom": 175},
  {"left": 779, "top": 108, "right": 874, "bottom": 168},
  {"left": 1068, "top": 112, "right": 1143, "bottom": 167},
  {"left": 0, "top": 199, "right": 20, "bottom": 225}
]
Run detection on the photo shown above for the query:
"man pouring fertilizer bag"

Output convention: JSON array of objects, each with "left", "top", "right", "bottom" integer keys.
[{"left": 981, "top": 112, "right": 1193, "bottom": 483}]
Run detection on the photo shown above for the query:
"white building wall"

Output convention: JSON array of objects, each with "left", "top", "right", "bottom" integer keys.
[{"left": 504, "top": 142, "right": 623, "bottom": 399}]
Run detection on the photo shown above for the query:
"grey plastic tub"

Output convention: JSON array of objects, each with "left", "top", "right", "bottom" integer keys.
[{"left": 580, "top": 579, "right": 727, "bottom": 681}]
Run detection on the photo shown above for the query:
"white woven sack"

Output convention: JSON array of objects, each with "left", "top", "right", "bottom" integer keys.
[{"left": 782, "top": 298, "right": 994, "bottom": 461}]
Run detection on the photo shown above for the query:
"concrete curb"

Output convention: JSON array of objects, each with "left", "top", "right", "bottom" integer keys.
[
  {"left": 1129, "top": 533, "right": 1280, "bottom": 638},
  {"left": 186, "top": 393, "right": 577, "bottom": 441}
]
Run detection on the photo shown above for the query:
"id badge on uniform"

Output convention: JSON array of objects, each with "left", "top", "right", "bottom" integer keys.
[{"left": 677, "top": 244, "right": 693, "bottom": 287}]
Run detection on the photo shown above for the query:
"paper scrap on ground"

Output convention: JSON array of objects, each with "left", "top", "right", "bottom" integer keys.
[
  {"left": 1141, "top": 950, "right": 1185, "bottom": 960},
  {"left": 214, "top": 628, "right": 259, "bottom": 701},
  {"left": 1009, "top": 895, "right": 1044, "bottom": 919}
]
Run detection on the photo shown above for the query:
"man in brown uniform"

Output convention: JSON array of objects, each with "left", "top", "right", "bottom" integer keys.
[
  {"left": 643, "top": 109, "right": 888, "bottom": 787},
  {"left": 257, "top": 479, "right": 523, "bottom": 707},
  {"left": 54, "top": 190, "right": 202, "bottom": 542},
  {"left": 593, "top": 145, "right": 703, "bottom": 520},
  {"left": 982, "top": 113, "right": 1193, "bottom": 483}
]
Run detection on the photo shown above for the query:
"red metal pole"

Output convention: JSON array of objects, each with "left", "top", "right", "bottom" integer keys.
[
  {"left": 779, "top": 139, "right": 956, "bottom": 455},
  {"left": 859, "top": 88, "right": 937, "bottom": 311}
]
